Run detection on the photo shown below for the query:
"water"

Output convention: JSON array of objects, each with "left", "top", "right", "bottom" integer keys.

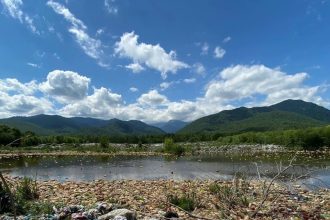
[{"left": 1, "top": 153, "right": 329, "bottom": 188}]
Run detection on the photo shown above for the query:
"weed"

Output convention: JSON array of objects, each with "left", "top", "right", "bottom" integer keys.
[
  {"left": 167, "top": 192, "right": 199, "bottom": 212},
  {"left": 209, "top": 177, "right": 250, "bottom": 212},
  {"left": 16, "top": 177, "right": 39, "bottom": 201}
]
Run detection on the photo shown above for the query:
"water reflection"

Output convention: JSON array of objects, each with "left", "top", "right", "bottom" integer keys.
[{"left": 0, "top": 154, "right": 329, "bottom": 188}]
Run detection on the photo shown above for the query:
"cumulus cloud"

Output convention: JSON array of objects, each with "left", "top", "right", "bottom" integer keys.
[
  {"left": 0, "top": 78, "right": 38, "bottom": 95},
  {"left": 40, "top": 70, "right": 91, "bottom": 104},
  {"left": 0, "top": 0, "right": 38, "bottom": 34},
  {"left": 137, "top": 90, "right": 168, "bottom": 106},
  {"left": 47, "top": 1, "right": 105, "bottom": 66},
  {"left": 204, "top": 65, "right": 322, "bottom": 106},
  {"left": 59, "top": 87, "right": 122, "bottom": 118},
  {"left": 104, "top": 0, "right": 118, "bottom": 14},
  {"left": 214, "top": 46, "right": 226, "bottom": 59},
  {"left": 0, "top": 65, "right": 327, "bottom": 123},
  {"left": 0, "top": 91, "right": 53, "bottom": 118},
  {"left": 115, "top": 32, "right": 189, "bottom": 79},
  {"left": 125, "top": 63, "right": 145, "bottom": 73}
]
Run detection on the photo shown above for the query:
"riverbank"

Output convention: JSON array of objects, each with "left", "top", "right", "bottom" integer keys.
[
  {"left": 1, "top": 142, "right": 330, "bottom": 157},
  {"left": 1, "top": 176, "right": 329, "bottom": 219}
]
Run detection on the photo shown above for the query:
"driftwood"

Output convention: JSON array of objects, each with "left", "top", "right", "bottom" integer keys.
[{"left": 0, "top": 171, "right": 16, "bottom": 220}]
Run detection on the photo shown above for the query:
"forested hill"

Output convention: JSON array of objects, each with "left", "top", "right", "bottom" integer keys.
[
  {"left": 179, "top": 99, "right": 330, "bottom": 134},
  {"left": 0, "top": 115, "right": 165, "bottom": 136},
  {"left": 151, "top": 120, "right": 189, "bottom": 133}
]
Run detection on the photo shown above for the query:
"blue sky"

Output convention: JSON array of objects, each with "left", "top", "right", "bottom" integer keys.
[{"left": 0, "top": 0, "right": 329, "bottom": 122}]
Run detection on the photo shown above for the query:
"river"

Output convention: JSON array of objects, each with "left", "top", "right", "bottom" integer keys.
[{"left": 1, "top": 153, "right": 329, "bottom": 188}]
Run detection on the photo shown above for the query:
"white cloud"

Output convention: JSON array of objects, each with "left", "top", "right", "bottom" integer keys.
[
  {"left": 204, "top": 65, "right": 322, "bottom": 106},
  {"left": 104, "top": 0, "right": 118, "bottom": 14},
  {"left": 125, "top": 63, "right": 145, "bottom": 73},
  {"left": 27, "top": 62, "right": 40, "bottom": 68},
  {"left": 96, "top": 28, "right": 105, "bottom": 36},
  {"left": 137, "top": 89, "right": 168, "bottom": 106},
  {"left": 59, "top": 87, "right": 122, "bottom": 118},
  {"left": 0, "top": 78, "right": 38, "bottom": 95},
  {"left": 115, "top": 32, "right": 189, "bottom": 79},
  {"left": 0, "top": 65, "right": 327, "bottom": 123},
  {"left": 40, "top": 70, "right": 91, "bottom": 104},
  {"left": 193, "top": 63, "right": 206, "bottom": 76},
  {"left": 201, "top": 42, "right": 209, "bottom": 55},
  {"left": 214, "top": 46, "right": 226, "bottom": 59},
  {"left": 47, "top": 1, "right": 105, "bottom": 66},
  {"left": 223, "top": 36, "right": 231, "bottom": 43},
  {"left": 0, "top": 91, "right": 53, "bottom": 118},
  {"left": 183, "top": 78, "right": 196, "bottom": 84},
  {"left": 129, "top": 87, "right": 138, "bottom": 92},
  {"left": 160, "top": 82, "right": 172, "bottom": 91},
  {"left": 0, "top": 0, "right": 38, "bottom": 34}
]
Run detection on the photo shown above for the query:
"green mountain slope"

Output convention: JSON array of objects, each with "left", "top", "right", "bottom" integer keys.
[
  {"left": 0, "top": 115, "right": 164, "bottom": 136},
  {"left": 152, "top": 120, "right": 189, "bottom": 133},
  {"left": 179, "top": 99, "right": 330, "bottom": 134}
]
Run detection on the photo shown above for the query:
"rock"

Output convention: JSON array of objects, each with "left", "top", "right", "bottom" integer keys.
[
  {"left": 113, "top": 216, "right": 127, "bottom": 220},
  {"left": 71, "top": 213, "right": 88, "bottom": 220},
  {"left": 87, "top": 208, "right": 101, "bottom": 219},
  {"left": 98, "top": 209, "right": 137, "bottom": 220},
  {"left": 164, "top": 211, "right": 179, "bottom": 219},
  {"left": 69, "top": 205, "right": 85, "bottom": 213},
  {"left": 97, "top": 202, "right": 114, "bottom": 214}
]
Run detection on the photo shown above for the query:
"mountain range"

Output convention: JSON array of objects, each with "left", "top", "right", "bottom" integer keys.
[
  {"left": 0, "top": 115, "right": 164, "bottom": 136},
  {"left": 179, "top": 99, "right": 330, "bottom": 134},
  {"left": 0, "top": 99, "right": 329, "bottom": 136},
  {"left": 152, "top": 120, "right": 189, "bottom": 133}
]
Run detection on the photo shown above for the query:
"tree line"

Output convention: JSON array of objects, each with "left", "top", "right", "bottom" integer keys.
[{"left": 1, "top": 124, "right": 330, "bottom": 150}]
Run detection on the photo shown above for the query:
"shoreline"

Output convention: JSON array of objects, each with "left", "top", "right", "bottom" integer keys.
[{"left": 1, "top": 176, "right": 329, "bottom": 219}]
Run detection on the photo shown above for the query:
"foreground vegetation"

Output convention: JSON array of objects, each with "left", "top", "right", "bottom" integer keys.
[{"left": 1, "top": 174, "right": 329, "bottom": 219}]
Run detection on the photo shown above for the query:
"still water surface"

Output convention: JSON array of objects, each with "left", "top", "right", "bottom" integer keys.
[{"left": 1, "top": 153, "right": 329, "bottom": 188}]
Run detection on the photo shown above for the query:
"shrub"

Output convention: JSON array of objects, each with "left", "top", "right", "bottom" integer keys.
[
  {"left": 209, "top": 177, "right": 250, "bottom": 212},
  {"left": 163, "top": 138, "right": 185, "bottom": 156},
  {"left": 99, "top": 136, "right": 109, "bottom": 148}
]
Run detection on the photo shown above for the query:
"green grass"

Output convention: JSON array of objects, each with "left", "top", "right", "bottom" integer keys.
[{"left": 167, "top": 192, "right": 199, "bottom": 212}]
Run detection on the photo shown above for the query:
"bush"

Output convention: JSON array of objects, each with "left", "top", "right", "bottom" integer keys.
[
  {"left": 163, "top": 138, "right": 185, "bottom": 156},
  {"left": 301, "top": 132, "right": 324, "bottom": 150},
  {"left": 99, "top": 136, "right": 109, "bottom": 148},
  {"left": 209, "top": 177, "right": 250, "bottom": 213}
]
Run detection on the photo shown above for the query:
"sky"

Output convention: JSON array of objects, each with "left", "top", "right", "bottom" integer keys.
[{"left": 0, "top": 0, "right": 329, "bottom": 123}]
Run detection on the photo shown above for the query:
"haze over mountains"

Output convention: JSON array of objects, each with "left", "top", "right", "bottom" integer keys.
[
  {"left": 0, "top": 99, "right": 329, "bottom": 136},
  {"left": 152, "top": 120, "right": 189, "bottom": 133}
]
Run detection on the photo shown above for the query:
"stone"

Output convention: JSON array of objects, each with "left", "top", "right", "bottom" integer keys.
[
  {"left": 87, "top": 208, "right": 101, "bottom": 219},
  {"left": 113, "top": 216, "right": 127, "bottom": 220},
  {"left": 98, "top": 209, "right": 137, "bottom": 220},
  {"left": 71, "top": 213, "right": 88, "bottom": 220},
  {"left": 97, "top": 202, "right": 113, "bottom": 214},
  {"left": 164, "top": 211, "right": 179, "bottom": 219}
]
